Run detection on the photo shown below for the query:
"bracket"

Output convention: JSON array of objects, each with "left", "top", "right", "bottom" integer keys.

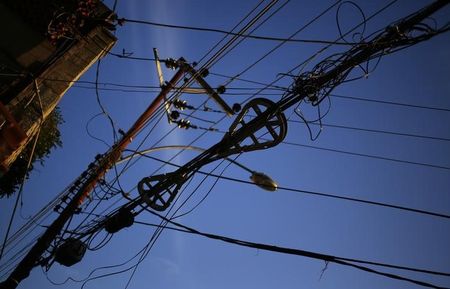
[
  {"left": 153, "top": 48, "right": 174, "bottom": 124},
  {"left": 153, "top": 48, "right": 235, "bottom": 122},
  {"left": 137, "top": 172, "right": 187, "bottom": 211},
  {"left": 222, "top": 98, "right": 287, "bottom": 156}
]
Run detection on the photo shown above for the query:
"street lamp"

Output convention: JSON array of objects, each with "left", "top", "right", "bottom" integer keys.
[{"left": 117, "top": 145, "right": 278, "bottom": 191}]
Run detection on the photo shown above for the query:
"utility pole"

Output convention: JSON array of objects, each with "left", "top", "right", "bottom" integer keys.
[
  {"left": 0, "top": 56, "right": 233, "bottom": 288},
  {"left": 1, "top": 1, "right": 448, "bottom": 288},
  {"left": 0, "top": 62, "right": 185, "bottom": 289}
]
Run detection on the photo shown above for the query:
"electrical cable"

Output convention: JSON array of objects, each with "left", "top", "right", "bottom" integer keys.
[
  {"left": 0, "top": 177, "right": 82, "bottom": 260},
  {"left": 300, "top": 120, "right": 450, "bottom": 142},
  {"left": 336, "top": 1, "right": 367, "bottom": 44},
  {"left": 94, "top": 60, "right": 119, "bottom": 143},
  {"left": 175, "top": 94, "right": 450, "bottom": 143},
  {"left": 120, "top": 165, "right": 207, "bottom": 289},
  {"left": 203, "top": 0, "right": 292, "bottom": 70},
  {"left": 91, "top": 62, "right": 259, "bottom": 286},
  {"left": 330, "top": 93, "right": 450, "bottom": 113},
  {"left": 142, "top": 0, "right": 361, "bottom": 186},
  {"left": 0, "top": 100, "right": 162, "bottom": 270},
  {"left": 172, "top": 155, "right": 238, "bottom": 220},
  {"left": 220, "top": 0, "right": 343, "bottom": 89},
  {"left": 137, "top": 153, "right": 450, "bottom": 220},
  {"left": 0, "top": 131, "right": 40, "bottom": 261},
  {"left": 279, "top": 139, "right": 450, "bottom": 171},
  {"left": 176, "top": 124, "right": 450, "bottom": 172},
  {"left": 85, "top": 112, "right": 112, "bottom": 147},
  {"left": 106, "top": 51, "right": 156, "bottom": 62},
  {"left": 6, "top": 1, "right": 446, "bottom": 286},
  {"left": 0, "top": 81, "right": 46, "bottom": 261},
  {"left": 111, "top": 0, "right": 119, "bottom": 12},
  {"left": 116, "top": 18, "right": 359, "bottom": 46},
  {"left": 50, "top": 107, "right": 185, "bottom": 281},
  {"left": 288, "top": 0, "right": 399, "bottom": 80},
  {"left": 121, "top": 18, "right": 260, "bottom": 183},
  {"left": 116, "top": 113, "right": 241, "bottom": 288},
  {"left": 72, "top": 83, "right": 285, "bottom": 94},
  {"left": 4, "top": 72, "right": 449, "bottom": 114},
  {"left": 195, "top": 0, "right": 266, "bottom": 66},
  {"left": 143, "top": 211, "right": 450, "bottom": 289}
]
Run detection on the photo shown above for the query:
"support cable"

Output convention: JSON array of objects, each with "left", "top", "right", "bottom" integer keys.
[
  {"left": 115, "top": 18, "right": 358, "bottom": 45},
  {"left": 280, "top": 140, "right": 450, "bottom": 171},
  {"left": 138, "top": 153, "right": 450, "bottom": 220},
  {"left": 143, "top": 211, "right": 450, "bottom": 289}
]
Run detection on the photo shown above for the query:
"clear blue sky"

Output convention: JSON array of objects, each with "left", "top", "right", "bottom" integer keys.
[{"left": 1, "top": 1, "right": 450, "bottom": 289}]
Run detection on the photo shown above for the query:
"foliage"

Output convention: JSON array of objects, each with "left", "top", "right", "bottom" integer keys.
[{"left": 0, "top": 107, "right": 64, "bottom": 197}]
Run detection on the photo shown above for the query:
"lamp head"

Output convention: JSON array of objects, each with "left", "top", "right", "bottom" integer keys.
[{"left": 250, "top": 171, "right": 278, "bottom": 192}]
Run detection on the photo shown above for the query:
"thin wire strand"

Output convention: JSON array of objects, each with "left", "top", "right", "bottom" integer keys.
[
  {"left": 117, "top": 18, "right": 358, "bottom": 45},
  {"left": 143, "top": 211, "right": 450, "bottom": 289},
  {"left": 138, "top": 153, "right": 450, "bottom": 220}
]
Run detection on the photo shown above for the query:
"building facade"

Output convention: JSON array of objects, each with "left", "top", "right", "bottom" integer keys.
[{"left": 0, "top": 0, "right": 117, "bottom": 173}]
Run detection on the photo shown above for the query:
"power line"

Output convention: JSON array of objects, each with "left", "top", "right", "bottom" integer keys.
[
  {"left": 72, "top": 84, "right": 283, "bottom": 95},
  {"left": 331, "top": 93, "right": 450, "bottom": 113},
  {"left": 203, "top": 127, "right": 450, "bottom": 172},
  {"left": 115, "top": 17, "right": 358, "bottom": 46},
  {"left": 279, "top": 140, "right": 450, "bottom": 171},
  {"left": 201, "top": 0, "right": 292, "bottom": 70},
  {"left": 287, "top": 0, "right": 399, "bottom": 78},
  {"left": 290, "top": 120, "right": 450, "bottom": 142},
  {"left": 135, "top": 153, "right": 450, "bottom": 220},
  {"left": 207, "top": 71, "right": 450, "bottom": 113},
  {"left": 0, "top": 84, "right": 45, "bottom": 261},
  {"left": 62, "top": 211, "right": 450, "bottom": 289},
  {"left": 219, "top": 0, "right": 343, "bottom": 89},
  {"left": 188, "top": 106, "right": 450, "bottom": 143},
  {"left": 106, "top": 51, "right": 156, "bottom": 62},
  {"left": 137, "top": 0, "right": 291, "bottom": 188},
  {"left": 94, "top": 60, "right": 118, "bottom": 143},
  {"left": 0, "top": 55, "right": 193, "bottom": 289},
  {"left": 102, "top": 4, "right": 291, "bottom": 287},
  {"left": 141, "top": 211, "right": 450, "bottom": 289},
  {"left": 5, "top": 73, "right": 450, "bottom": 114},
  {"left": 195, "top": 0, "right": 267, "bottom": 66},
  {"left": 4, "top": 1, "right": 450, "bottom": 285}
]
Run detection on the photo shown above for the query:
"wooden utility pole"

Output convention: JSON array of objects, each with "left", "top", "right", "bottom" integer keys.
[{"left": 0, "top": 60, "right": 187, "bottom": 289}]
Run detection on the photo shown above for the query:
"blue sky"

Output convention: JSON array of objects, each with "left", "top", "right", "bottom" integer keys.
[{"left": 1, "top": 1, "right": 450, "bottom": 289}]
